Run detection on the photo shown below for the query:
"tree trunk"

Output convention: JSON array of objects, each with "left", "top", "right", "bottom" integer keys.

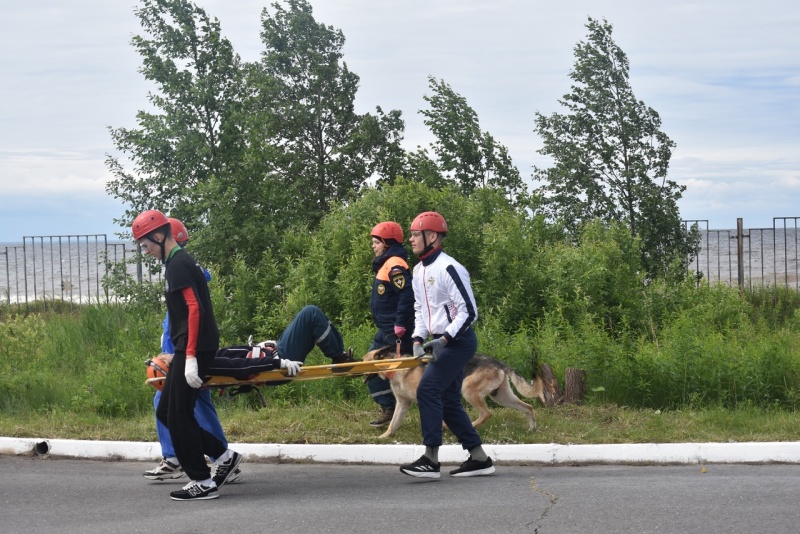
[
  {"left": 539, "top": 363, "right": 563, "bottom": 407},
  {"left": 564, "top": 368, "right": 586, "bottom": 404}
]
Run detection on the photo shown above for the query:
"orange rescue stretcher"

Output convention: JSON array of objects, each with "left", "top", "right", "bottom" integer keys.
[{"left": 145, "top": 356, "right": 427, "bottom": 390}]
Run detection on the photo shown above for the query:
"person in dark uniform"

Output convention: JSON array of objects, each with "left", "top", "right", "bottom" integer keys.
[{"left": 364, "top": 222, "right": 414, "bottom": 427}]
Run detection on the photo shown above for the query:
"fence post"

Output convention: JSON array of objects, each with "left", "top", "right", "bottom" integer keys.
[{"left": 736, "top": 218, "right": 745, "bottom": 292}]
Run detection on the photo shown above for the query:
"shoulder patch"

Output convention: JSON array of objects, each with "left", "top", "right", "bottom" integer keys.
[{"left": 391, "top": 273, "right": 406, "bottom": 290}]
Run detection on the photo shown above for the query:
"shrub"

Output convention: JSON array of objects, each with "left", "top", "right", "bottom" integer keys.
[{"left": 0, "top": 306, "right": 156, "bottom": 416}]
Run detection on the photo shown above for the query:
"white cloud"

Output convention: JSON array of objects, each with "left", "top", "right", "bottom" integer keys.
[
  {"left": 0, "top": 0, "right": 798, "bottom": 239},
  {"left": 0, "top": 150, "right": 111, "bottom": 194}
]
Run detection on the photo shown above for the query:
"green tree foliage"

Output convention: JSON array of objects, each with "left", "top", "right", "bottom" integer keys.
[
  {"left": 106, "top": 0, "right": 247, "bottom": 254},
  {"left": 211, "top": 181, "right": 524, "bottom": 336},
  {"left": 533, "top": 17, "right": 697, "bottom": 278},
  {"left": 479, "top": 215, "right": 651, "bottom": 334},
  {"left": 275, "top": 181, "right": 498, "bottom": 329},
  {"left": 420, "top": 77, "right": 526, "bottom": 201},
  {"left": 107, "top": 0, "right": 406, "bottom": 272},
  {"left": 256, "top": 0, "right": 406, "bottom": 225}
]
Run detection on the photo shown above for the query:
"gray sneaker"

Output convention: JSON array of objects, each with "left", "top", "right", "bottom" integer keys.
[{"left": 144, "top": 458, "right": 185, "bottom": 481}]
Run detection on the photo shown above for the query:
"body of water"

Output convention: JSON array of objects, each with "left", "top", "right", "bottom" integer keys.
[
  {"left": 0, "top": 235, "right": 146, "bottom": 305},
  {"left": 690, "top": 226, "right": 800, "bottom": 288}
]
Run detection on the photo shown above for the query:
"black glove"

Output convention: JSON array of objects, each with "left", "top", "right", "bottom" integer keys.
[{"left": 422, "top": 337, "right": 447, "bottom": 361}]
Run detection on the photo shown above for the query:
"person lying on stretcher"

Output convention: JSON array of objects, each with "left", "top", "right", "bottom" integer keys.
[{"left": 149, "top": 305, "right": 355, "bottom": 385}]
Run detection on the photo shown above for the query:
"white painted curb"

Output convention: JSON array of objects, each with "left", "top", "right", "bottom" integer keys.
[{"left": 3, "top": 437, "right": 800, "bottom": 464}]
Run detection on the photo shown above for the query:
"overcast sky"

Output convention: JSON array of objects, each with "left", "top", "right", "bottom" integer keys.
[{"left": 1, "top": 0, "right": 798, "bottom": 243}]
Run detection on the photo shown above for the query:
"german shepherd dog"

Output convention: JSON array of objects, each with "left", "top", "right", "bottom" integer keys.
[{"left": 362, "top": 346, "right": 546, "bottom": 438}]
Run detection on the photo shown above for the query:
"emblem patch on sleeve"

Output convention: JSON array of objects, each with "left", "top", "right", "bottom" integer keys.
[{"left": 392, "top": 274, "right": 405, "bottom": 289}]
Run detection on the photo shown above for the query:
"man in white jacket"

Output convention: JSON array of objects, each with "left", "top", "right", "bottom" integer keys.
[{"left": 399, "top": 211, "right": 494, "bottom": 479}]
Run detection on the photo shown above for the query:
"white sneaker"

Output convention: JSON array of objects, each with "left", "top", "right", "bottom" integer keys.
[{"left": 144, "top": 458, "right": 185, "bottom": 481}]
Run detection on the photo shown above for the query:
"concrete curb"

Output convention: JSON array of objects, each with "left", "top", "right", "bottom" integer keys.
[{"left": 3, "top": 437, "right": 800, "bottom": 465}]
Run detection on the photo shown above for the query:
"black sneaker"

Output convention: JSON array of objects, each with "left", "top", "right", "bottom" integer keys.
[
  {"left": 170, "top": 480, "right": 219, "bottom": 501},
  {"left": 144, "top": 458, "right": 185, "bottom": 481},
  {"left": 225, "top": 467, "right": 243, "bottom": 484},
  {"left": 212, "top": 451, "right": 243, "bottom": 488},
  {"left": 400, "top": 455, "right": 441, "bottom": 479},
  {"left": 450, "top": 456, "right": 495, "bottom": 477},
  {"left": 330, "top": 348, "right": 356, "bottom": 372},
  {"left": 369, "top": 406, "right": 395, "bottom": 428}
]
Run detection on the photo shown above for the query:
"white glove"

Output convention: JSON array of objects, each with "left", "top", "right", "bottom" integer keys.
[
  {"left": 280, "top": 359, "right": 303, "bottom": 376},
  {"left": 413, "top": 343, "right": 426, "bottom": 359},
  {"left": 185, "top": 356, "right": 203, "bottom": 388}
]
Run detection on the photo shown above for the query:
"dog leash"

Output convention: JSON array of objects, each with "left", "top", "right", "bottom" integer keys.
[{"left": 386, "top": 339, "right": 403, "bottom": 379}]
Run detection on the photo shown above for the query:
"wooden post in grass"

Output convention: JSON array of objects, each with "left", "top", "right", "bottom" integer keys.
[
  {"left": 564, "top": 368, "right": 586, "bottom": 404},
  {"left": 539, "top": 363, "right": 563, "bottom": 406}
]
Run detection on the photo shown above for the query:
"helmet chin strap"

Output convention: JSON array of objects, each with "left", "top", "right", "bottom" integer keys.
[
  {"left": 420, "top": 232, "right": 438, "bottom": 258},
  {"left": 147, "top": 234, "right": 168, "bottom": 264}
]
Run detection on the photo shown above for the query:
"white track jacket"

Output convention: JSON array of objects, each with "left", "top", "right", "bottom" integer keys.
[{"left": 411, "top": 248, "right": 478, "bottom": 343}]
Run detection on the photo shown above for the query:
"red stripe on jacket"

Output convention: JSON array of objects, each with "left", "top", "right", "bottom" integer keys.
[{"left": 181, "top": 286, "right": 200, "bottom": 356}]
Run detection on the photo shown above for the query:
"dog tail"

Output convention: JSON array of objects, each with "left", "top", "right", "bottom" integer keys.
[{"left": 508, "top": 369, "right": 546, "bottom": 406}]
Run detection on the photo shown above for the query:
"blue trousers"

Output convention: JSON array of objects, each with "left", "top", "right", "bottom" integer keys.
[
  {"left": 154, "top": 388, "right": 227, "bottom": 460},
  {"left": 277, "top": 305, "right": 344, "bottom": 362},
  {"left": 417, "top": 328, "right": 482, "bottom": 451}
]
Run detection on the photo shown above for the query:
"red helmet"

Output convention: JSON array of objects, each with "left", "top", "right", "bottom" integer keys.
[
  {"left": 410, "top": 212, "right": 448, "bottom": 234},
  {"left": 132, "top": 210, "right": 169, "bottom": 241},
  {"left": 168, "top": 218, "right": 190, "bottom": 245},
  {"left": 371, "top": 221, "right": 404, "bottom": 244}
]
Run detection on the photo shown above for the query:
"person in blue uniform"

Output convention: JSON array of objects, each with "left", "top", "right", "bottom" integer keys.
[{"left": 364, "top": 221, "right": 414, "bottom": 427}]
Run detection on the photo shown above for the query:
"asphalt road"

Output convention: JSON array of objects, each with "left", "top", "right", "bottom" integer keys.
[{"left": 3, "top": 456, "right": 800, "bottom": 534}]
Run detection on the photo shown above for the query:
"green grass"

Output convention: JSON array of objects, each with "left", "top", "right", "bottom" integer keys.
[
  {"left": 3, "top": 398, "right": 800, "bottom": 445},
  {"left": 4, "top": 300, "right": 800, "bottom": 447}
]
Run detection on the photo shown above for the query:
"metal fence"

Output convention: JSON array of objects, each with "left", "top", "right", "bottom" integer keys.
[
  {"left": 685, "top": 218, "right": 800, "bottom": 290},
  {"left": 2, "top": 221, "right": 799, "bottom": 310},
  {"left": 0, "top": 235, "right": 147, "bottom": 310}
]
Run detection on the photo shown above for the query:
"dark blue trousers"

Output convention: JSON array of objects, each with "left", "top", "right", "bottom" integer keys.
[{"left": 416, "top": 328, "right": 482, "bottom": 451}]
